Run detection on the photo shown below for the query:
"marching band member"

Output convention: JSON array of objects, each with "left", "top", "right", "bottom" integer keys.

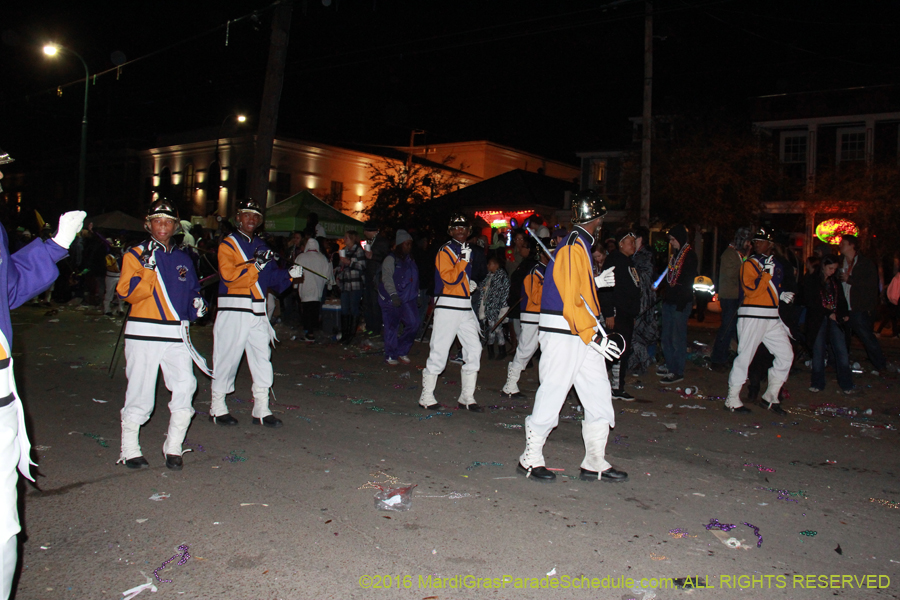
[
  {"left": 517, "top": 191, "right": 626, "bottom": 484},
  {"left": 419, "top": 214, "right": 484, "bottom": 412},
  {"left": 209, "top": 201, "right": 301, "bottom": 428},
  {"left": 117, "top": 200, "right": 210, "bottom": 470}
]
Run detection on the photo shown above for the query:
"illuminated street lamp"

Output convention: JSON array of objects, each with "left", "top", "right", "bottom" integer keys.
[
  {"left": 215, "top": 113, "right": 248, "bottom": 163},
  {"left": 43, "top": 43, "right": 90, "bottom": 210}
]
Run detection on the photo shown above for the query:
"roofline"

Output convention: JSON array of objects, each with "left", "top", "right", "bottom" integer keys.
[{"left": 754, "top": 112, "right": 900, "bottom": 129}]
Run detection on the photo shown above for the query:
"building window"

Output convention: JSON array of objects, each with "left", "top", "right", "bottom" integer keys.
[
  {"left": 329, "top": 181, "right": 344, "bottom": 209},
  {"left": 589, "top": 160, "right": 606, "bottom": 192},
  {"left": 275, "top": 172, "right": 291, "bottom": 203},
  {"left": 837, "top": 128, "right": 866, "bottom": 162},
  {"left": 781, "top": 132, "right": 807, "bottom": 163},
  {"left": 206, "top": 163, "right": 221, "bottom": 216},
  {"left": 159, "top": 166, "right": 172, "bottom": 201},
  {"left": 236, "top": 168, "right": 248, "bottom": 199}
]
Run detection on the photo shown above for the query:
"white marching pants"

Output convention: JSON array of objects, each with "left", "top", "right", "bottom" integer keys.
[
  {"left": 424, "top": 307, "right": 482, "bottom": 377},
  {"left": 211, "top": 311, "right": 274, "bottom": 419},
  {"left": 122, "top": 339, "right": 197, "bottom": 426},
  {"left": 0, "top": 403, "right": 20, "bottom": 600},
  {"left": 103, "top": 273, "right": 121, "bottom": 314},
  {"left": 521, "top": 331, "right": 615, "bottom": 471},
  {"left": 726, "top": 317, "right": 793, "bottom": 408},
  {"left": 509, "top": 322, "right": 539, "bottom": 372},
  {"left": 503, "top": 322, "right": 540, "bottom": 395}
]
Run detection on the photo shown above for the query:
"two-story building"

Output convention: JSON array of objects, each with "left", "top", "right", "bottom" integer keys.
[
  {"left": 141, "top": 131, "right": 579, "bottom": 224},
  {"left": 752, "top": 85, "right": 900, "bottom": 255}
]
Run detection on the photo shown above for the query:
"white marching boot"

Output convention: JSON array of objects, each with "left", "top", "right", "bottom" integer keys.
[
  {"left": 501, "top": 363, "right": 524, "bottom": 398},
  {"left": 516, "top": 421, "right": 555, "bottom": 482},
  {"left": 117, "top": 419, "right": 148, "bottom": 469},
  {"left": 163, "top": 410, "right": 194, "bottom": 470},
  {"left": 419, "top": 371, "right": 439, "bottom": 409},
  {"left": 457, "top": 370, "right": 483, "bottom": 412},
  {"left": 580, "top": 420, "right": 627, "bottom": 482}
]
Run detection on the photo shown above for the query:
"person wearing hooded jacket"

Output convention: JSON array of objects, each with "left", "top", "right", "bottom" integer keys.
[
  {"left": 294, "top": 238, "right": 334, "bottom": 342},
  {"left": 658, "top": 224, "right": 698, "bottom": 384},
  {"left": 379, "top": 230, "right": 419, "bottom": 365}
]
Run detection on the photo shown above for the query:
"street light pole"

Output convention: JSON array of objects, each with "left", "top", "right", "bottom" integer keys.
[
  {"left": 213, "top": 114, "right": 247, "bottom": 216},
  {"left": 44, "top": 44, "right": 89, "bottom": 211}
]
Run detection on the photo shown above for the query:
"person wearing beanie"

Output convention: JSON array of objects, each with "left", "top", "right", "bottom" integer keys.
[
  {"left": 379, "top": 230, "right": 419, "bottom": 365},
  {"left": 657, "top": 224, "right": 698, "bottom": 384},
  {"left": 598, "top": 229, "right": 642, "bottom": 400},
  {"left": 710, "top": 227, "right": 752, "bottom": 370}
]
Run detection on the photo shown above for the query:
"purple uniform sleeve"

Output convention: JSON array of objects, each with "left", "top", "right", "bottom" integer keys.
[{"left": 7, "top": 239, "right": 68, "bottom": 310}]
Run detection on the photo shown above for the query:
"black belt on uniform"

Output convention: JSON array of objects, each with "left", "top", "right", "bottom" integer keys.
[{"left": 0, "top": 393, "right": 15, "bottom": 408}]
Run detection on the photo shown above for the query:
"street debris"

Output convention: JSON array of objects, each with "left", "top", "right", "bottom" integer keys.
[
  {"left": 153, "top": 544, "right": 191, "bottom": 583},
  {"left": 121, "top": 574, "right": 157, "bottom": 600},
  {"left": 223, "top": 450, "right": 246, "bottom": 463},
  {"left": 465, "top": 461, "right": 503, "bottom": 471},
  {"left": 374, "top": 484, "right": 416, "bottom": 512},
  {"left": 148, "top": 493, "right": 170, "bottom": 501}
]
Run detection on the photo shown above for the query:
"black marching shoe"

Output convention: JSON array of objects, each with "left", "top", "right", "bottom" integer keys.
[
  {"left": 580, "top": 467, "right": 629, "bottom": 483},
  {"left": 252, "top": 415, "right": 283, "bottom": 428},
  {"left": 124, "top": 456, "right": 149, "bottom": 469},
  {"left": 761, "top": 400, "right": 787, "bottom": 416},
  {"left": 209, "top": 414, "right": 239, "bottom": 426},
  {"left": 516, "top": 463, "right": 556, "bottom": 483},
  {"left": 612, "top": 390, "right": 635, "bottom": 401},
  {"left": 500, "top": 390, "right": 526, "bottom": 399},
  {"left": 724, "top": 405, "right": 752, "bottom": 413},
  {"left": 420, "top": 403, "right": 443, "bottom": 411},
  {"left": 457, "top": 403, "right": 484, "bottom": 413},
  {"left": 165, "top": 454, "right": 183, "bottom": 471}
]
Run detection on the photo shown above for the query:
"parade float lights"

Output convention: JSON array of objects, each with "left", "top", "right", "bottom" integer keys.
[{"left": 815, "top": 218, "right": 859, "bottom": 245}]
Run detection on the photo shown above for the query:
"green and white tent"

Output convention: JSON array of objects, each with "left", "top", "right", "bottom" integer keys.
[{"left": 264, "top": 190, "right": 364, "bottom": 238}]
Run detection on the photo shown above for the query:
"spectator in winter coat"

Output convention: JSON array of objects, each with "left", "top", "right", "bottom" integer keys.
[
  {"left": 838, "top": 235, "right": 891, "bottom": 373},
  {"left": 599, "top": 229, "right": 641, "bottom": 400},
  {"left": 802, "top": 255, "right": 853, "bottom": 393},
  {"left": 295, "top": 238, "right": 334, "bottom": 342},
  {"left": 338, "top": 230, "right": 366, "bottom": 345},
  {"left": 658, "top": 224, "right": 698, "bottom": 385},
  {"left": 479, "top": 254, "right": 510, "bottom": 360},
  {"left": 379, "top": 230, "right": 419, "bottom": 365}
]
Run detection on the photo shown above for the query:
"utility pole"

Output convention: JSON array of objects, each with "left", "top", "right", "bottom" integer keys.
[
  {"left": 250, "top": 1, "right": 293, "bottom": 209},
  {"left": 639, "top": 1, "right": 653, "bottom": 228},
  {"left": 406, "top": 129, "right": 425, "bottom": 172}
]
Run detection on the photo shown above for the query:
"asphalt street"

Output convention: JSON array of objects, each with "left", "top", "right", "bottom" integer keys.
[{"left": 9, "top": 302, "right": 900, "bottom": 600}]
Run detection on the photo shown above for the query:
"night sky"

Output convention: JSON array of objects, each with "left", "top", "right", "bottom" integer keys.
[{"left": 2, "top": 0, "right": 898, "bottom": 165}]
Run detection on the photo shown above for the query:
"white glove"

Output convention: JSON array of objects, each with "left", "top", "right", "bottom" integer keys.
[
  {"left": 289, "top": 265, "right": 303, "bottom": 279},
  {"left": 459, "top": 243, "right": 472, "bottom": 263},
  {"left": 594, "top": 267, "right": 616, "bottom": 288},
  {"left": 51, "top": 210, "right": 86, "bottom": 249},
  {"left": 193, "top": 297, "right": 208, "bottom": 318},
  {"left": 254, "top": 247, "right": 276, "bottom": 272},
  {"left": 140, "top": 241, "right": 161, "bottom": 270},
  {"left": 762, "top": 255, "right": 775, "bottom": 275},
  {"left": 780, "top": 291, "right": 795, "bottom": 304},
  {"left": 469, "top": 280, "right": 477, "bottom": 293},
  {"left": 588, "top": 335, "right": 622, "bottom": 361}
]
